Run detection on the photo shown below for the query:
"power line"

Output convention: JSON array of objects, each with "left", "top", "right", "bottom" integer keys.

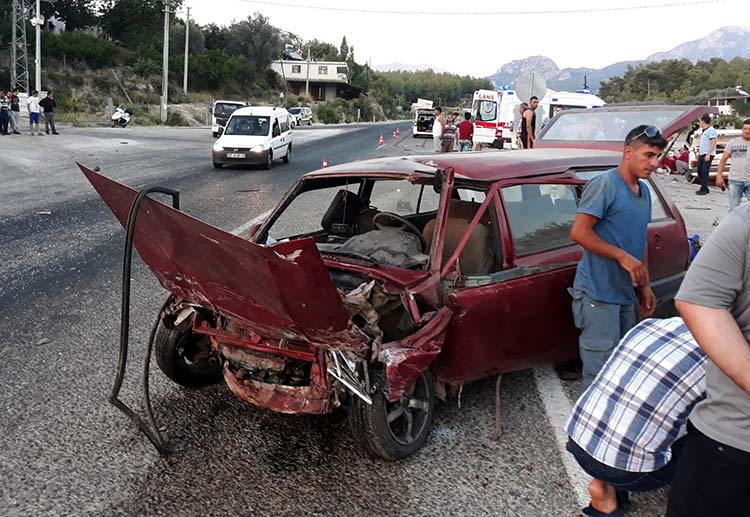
[{"left": 236, "top": 0, "right": 728, "bottom": 16}]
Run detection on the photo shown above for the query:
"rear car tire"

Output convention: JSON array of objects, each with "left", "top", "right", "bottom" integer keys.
[
  {"left": 348, "top": 368, "right": 435, "bottom": 460},
  {"left": 264, "top": 150, "right": 273, "bottom": 170},
  {"left": 213, "top": 161, "right": 223, "bottom": 169},
  {"left": 154, "top": 315, "right": 222, "bottom": 388},
  {"left": 282, "top": 145, "right": 291, "bottom": 164}
]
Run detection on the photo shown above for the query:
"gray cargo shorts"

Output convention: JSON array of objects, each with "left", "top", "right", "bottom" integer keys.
[{"left": 569, "top": 288, "right": 637, "bottom": 387}]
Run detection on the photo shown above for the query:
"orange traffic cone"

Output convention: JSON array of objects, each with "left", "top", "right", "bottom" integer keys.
[
  {"left": 378, "top": 134, "right": 384, "bottom": 145},
  {"left": 392, "top": 130, "right": 397, "bottom": 140},
  {"left": 322, "top": 156, "right": 328, "bottom": 168}
]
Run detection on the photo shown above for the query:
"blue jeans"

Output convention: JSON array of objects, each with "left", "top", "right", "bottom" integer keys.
[
  {"left": 728, "top": 180, "right": 750, "bottom": 210},
  {"left": 570, "top": 289, "right": 637, "bottom": 387},
  {"left": 567, "top": 437, "right": 686, "bottom": 492},
  {"left": 697, "top": 154, "right": 713, "bottom": 192},
  {"left": 458, "top": 140, "right": 472, "bottom": 152}
]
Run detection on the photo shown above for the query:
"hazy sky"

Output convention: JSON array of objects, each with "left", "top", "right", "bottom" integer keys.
[{"left": 187, "top": 0, "right": 744, "bottom": 77}]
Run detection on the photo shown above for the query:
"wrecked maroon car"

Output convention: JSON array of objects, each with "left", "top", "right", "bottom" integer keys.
[{"left": 83, "top": 105, "right": 714, "bottom": 460}]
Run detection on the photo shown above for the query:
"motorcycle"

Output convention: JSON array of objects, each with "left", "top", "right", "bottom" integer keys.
[{"left": 111, "top": 107, "right": 133, "bottom": 128}]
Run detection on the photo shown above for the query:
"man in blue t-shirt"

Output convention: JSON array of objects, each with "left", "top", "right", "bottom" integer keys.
[
  {"left": 570, "top": 125, "right": 667, "bottom": 386},
  {"left": 696, "top": 114, "right": 717, "bottom": 195}
]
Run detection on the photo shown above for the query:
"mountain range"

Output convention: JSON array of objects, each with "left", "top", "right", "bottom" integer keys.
[{"left": 488, "top": 26, "right": 750, "bottom": 92}]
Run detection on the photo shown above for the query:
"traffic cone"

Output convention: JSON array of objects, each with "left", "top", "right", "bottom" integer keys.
[
  {"left": 395, "top": 127, "right": 400, "bottom": 136},
  {"left": 322, "top": 156, "right": 328, "bottom": 168},
  {"left": 378, "top": 133, "right": 384, "bottom": 145},
  {"left": 392, "top": 130, "right": 397, "bottom": 140}
]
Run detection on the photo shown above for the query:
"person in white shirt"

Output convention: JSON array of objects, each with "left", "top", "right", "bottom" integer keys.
[
  {"left": 27, "top": 90, "right": 42, "bottom": 136},
  {"left": 432, "top": 106, "right": 444, "bottom": 153}
]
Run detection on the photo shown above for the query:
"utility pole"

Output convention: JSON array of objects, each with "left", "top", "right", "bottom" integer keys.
[
  {"left": 33, "top": 0, "right": 41, "bottom": 91},
  {"left": 305, "top": 46, "right": 310, "bottom": 97},
  {"left": 161, "top": 0, "right": 170, "bottom": 123},
  {"left": 11, "top": 0, "right": 30, "bottom": 93},
  {"left": 183, "top": 6, "right": 190, "bottom": 94}
]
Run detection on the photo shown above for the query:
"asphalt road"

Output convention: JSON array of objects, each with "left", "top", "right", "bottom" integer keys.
[{"left": 0, "top": 124, "right": 672, "bottom": 517}]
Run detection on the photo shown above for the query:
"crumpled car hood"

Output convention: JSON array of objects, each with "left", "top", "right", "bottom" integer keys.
[{"left": 80, "top": 164, "right": 368, "bottom": 351}]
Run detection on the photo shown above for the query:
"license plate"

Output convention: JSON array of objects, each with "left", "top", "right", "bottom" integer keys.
[{"left": 227, "top": 152, "right": 246, "bottom": 159}]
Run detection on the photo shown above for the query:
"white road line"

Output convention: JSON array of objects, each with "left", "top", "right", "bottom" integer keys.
[
  {"left": 231, "top": 209, "right": 273, "bottom": 236},
  {"left": 534, "top": 366, "right": 590, "bottom": 508}
]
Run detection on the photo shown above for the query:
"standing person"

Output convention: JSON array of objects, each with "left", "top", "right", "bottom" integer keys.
[
  {"left": 520, "top": 96, "right": 539, "bottom": 148},
  {"left": 432, "top": 107, "right": 445, "bottom": 153},
  {"left": 457, "top": 111, "right": 474, "bottom": 152},
  {"left": 440, "top": 112, "right": 457, "bottom": 153},
  {"left": 39, "top": 92, "right": 59, "bottom": 135},
  {"left": 8, "top": 90, "right": 21, "bottom": 134},
  {"left": 665, "top": 206, "right": 750, "bottom": 517},
  {"left": 515, "top": 103, "right": 528, "bottom": 148},
  {"left": 715, "top": 119, "right": 750, "bottom": 210},
  {"left": 0, "top": 91, "right": 10, "bottom": 135},
  {"left": 567, "top": 317, "right": 706, "bottom": 517},
  {"left": 695, "top": 114, "right": 717, "bottom": 195},
  {"left": 569, "top": 125, "right": 664, "bottom": 386},
  {"left": 27, "top": 90, "right": 42, "bottom": 136}
]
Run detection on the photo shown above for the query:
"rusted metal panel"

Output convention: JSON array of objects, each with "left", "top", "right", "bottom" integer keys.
[{"left": 79, "top": 164, "right": 368, "bottom": 351}]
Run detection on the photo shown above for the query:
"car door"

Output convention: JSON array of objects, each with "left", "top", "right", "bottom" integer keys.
[
  {"left": 435, "top": 179, "right": 584, "bottom": 385},
  {"left": 271, "top": 116, "right": 287, "bottom": 158}
]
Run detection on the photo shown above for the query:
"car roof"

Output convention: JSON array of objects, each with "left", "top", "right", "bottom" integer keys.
[
  {"left": 306, "top": 149, "right": 622, "bottom": 183},
  {"left": 232, "top": 106, "right": 286, "bottom": 117}
]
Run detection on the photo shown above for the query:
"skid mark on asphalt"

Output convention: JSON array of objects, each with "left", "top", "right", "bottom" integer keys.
[{"left": 534, "top": 366, "right": 590, "bottom": 508}]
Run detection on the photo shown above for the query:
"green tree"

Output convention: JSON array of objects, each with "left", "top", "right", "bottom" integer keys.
[
  {"left": 100, "top": 0, "right": 183, "bottom": 48},
  {"left": 44, "top": 0, "right": 96, "bottom": 31}
]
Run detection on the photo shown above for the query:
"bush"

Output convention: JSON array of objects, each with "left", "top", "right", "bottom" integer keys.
[
  {"left": 133, "top": 56, "right": 160, "bottom": 78},
  {"left": 59, "top": 89, "right": 84, "bottom": 113},
  {"left": 315, "top": 102, "right": 341, "bottom": 124},
  {"left": 166, "top": 110, "right": 189, "bottom": 126}
]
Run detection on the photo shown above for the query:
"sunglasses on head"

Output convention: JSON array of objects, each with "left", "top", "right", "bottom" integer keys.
[{"left": 632, "top": 126, "right": 662, "bottom": 140}]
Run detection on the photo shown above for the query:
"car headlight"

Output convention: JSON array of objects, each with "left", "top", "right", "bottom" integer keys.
[
  {"left": 212, "top": 142, "right": 223, "bottom": 152},
  {"left": 251, "top": 145, "right": 265, "bottom": 153}
]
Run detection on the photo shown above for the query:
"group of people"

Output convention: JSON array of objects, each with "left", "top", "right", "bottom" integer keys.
[
  {"left": 431, "top": 107, "right": 474, "bottom": 153},
  {"left": 563, "top": 125, "right": 749, "bottom": 516},
  {"left": 0, "top": 89, "right": 59, "bottom": 136}
]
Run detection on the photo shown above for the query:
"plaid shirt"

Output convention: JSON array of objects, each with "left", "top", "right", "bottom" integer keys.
[{"left": 566, "top": 317, "right": 706, "bottom": 472}]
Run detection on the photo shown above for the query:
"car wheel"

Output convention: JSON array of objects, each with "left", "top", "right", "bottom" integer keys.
[
  {"left": 154, "top": 312, "right": 222, "bottom": 388},
  {"left": 348, "top": 368, "right": 435, "bottom": 460},
  {"left": 213, "top": 161, "right": 223, "bottom": 169},
  {"left": 264, "top": 150, "right": 273, "bottom": 170},
  {"left": 282, "top": 145, "right": 291, "bottom": 164},
  {"left": 307, "top": 119, "right": 312, "bottom": 126}
]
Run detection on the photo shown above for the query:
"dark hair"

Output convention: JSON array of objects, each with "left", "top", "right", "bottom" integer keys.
[
  {"left": 743, "top": 119, "right": 750, "bottom": 127},
  {"left": 434, "top": 106, "right": 442, "bottom": 113},
  {"left": 530, "top": 96, "right": 539, "bottom": 102},
  {"left": 464, "top": 112, "right": 471, "bottom": 120},
  {"left": 625, "top": 124, "right": 668, "bottom": 150},
  {"left": 700, "top": 114, "right": 712, "bottom": 124},
  {"left": 452, "top": 112, "right": 459, "bottom": 117}
]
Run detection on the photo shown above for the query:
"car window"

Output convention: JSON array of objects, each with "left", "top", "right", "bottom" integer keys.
[
  {"left": 476, "top": 100, "right": 497, "bottom": 122},
  {"left": 272, "top": 120, "right": 280, "bottom": 136},
  {"left": 575, "top": 169, "right": 670, "bottom": 221},
  {"left": 280, "top": 119, "right": 290, "bottom": 132},
  {"left": 541, "top": 109, "right": 686, "bottom": 142},
  {"left": 288, "top": 108, "right": 301, "bottom": 114},
  {"left": 369, "top": 180, "right": 440, "bottom": 215},
  {"left": 267, "top": 183, "right": 361, "bottom": 241},
  {"left": 224, "top": 115, "right": 269, "bottom": 136},
  {"left": 214, "top": 102, "right": 243, "bottom": 116},
  {"left": 503, "top": 184, "right": 578, "bottom": 255}
]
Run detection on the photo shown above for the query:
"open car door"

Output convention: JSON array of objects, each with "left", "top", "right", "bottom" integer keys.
[
  {"left": 534, "top": 105, "right": 719, "bottom": 151},
  {"left": 80, "top": 164, "right": 369, "bottom": 352}
]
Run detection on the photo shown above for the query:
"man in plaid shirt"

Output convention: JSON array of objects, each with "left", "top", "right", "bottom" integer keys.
[{"left": 565, "top": 317, "right": 706, "bottom": 516}]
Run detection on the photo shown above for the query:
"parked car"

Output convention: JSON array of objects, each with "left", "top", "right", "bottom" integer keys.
[
  {"left": 288, "top": 106, "right": 313, "bottom": 127},
  {"left": 211, "top": 100, "right": 246, "bottom": 138},
  {"left": 686, "top": 127, "right": 740, "bottom": 184},
  {"left": 412, "top": 108, "right": 436, "bottom": 138},
  {"left": 82, "top": 105, "right": 714, "bottom": 460},
  {"left": 211, "top": 106, "right": 292, "bottom": 169}
]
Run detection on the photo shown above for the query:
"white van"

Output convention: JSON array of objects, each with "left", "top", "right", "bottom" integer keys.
[
  {"left": 412, "top": 108, "right": 436, "bottom": 138},
  {"left": 211, "top": 106, "right": 293, "bottom": 169},
  {"left": 212, "top": 100, "right": 247, "bottom": 137},
  {"left": 472, "top": 88, "right": 605, "bottom": 148}
]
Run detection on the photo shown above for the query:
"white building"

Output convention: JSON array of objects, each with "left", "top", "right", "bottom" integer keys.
[{"left": 270, "top": 60, "right": 363, "bottom": 101}]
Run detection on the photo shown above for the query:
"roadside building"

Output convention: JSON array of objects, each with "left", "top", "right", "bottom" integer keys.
[{"left": 271, "top": 60, "right": 365, "bottom": 101}]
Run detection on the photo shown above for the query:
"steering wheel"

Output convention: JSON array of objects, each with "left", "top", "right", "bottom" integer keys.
[{"left": 372, "top": 212, "right": 426, "bottom": 252}]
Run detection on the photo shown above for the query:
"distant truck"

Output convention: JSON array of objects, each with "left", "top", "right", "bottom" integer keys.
[
  {"left": 471, "top": 88, "right": 605, "bottom": 148},
  {"left": 212, "top": 100, "right": 247, "bottom": 137}
]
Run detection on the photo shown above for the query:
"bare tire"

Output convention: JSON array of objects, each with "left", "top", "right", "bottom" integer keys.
[
  {"left": 348, "top": 369, "right": 435, "bottom": 460},
  {"left": 154, "top": 317, "right": 222, "bottom": 388},
  {"left": 282, "top": 145, "right": 291, "bottom": 164},
  {"left": 264, "top": 150, "right": 273, "bottom": 170}
]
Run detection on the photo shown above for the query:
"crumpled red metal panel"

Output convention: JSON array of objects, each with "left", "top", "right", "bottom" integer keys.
[
  {"left": 79, "top": 164, "right": 367, "bottom": 351},
  {"left": 378, "top": 307, "right": 452, "bottom": 400}
]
